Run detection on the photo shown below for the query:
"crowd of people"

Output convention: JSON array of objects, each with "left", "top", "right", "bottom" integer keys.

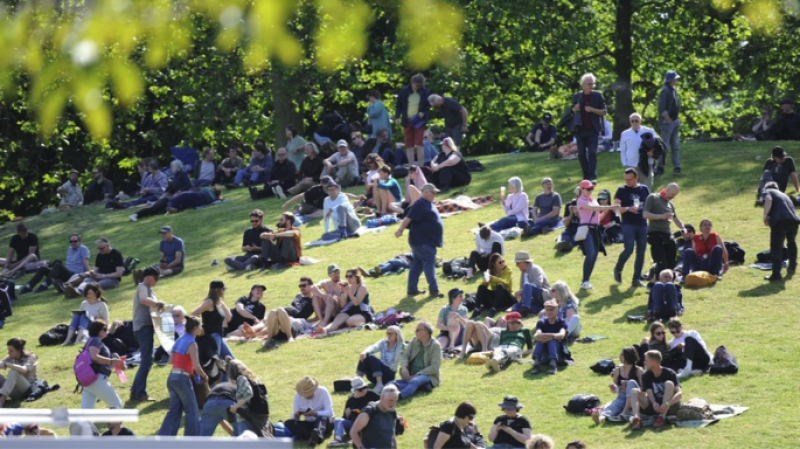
[{"left": 0, "top": 69, "right": 797, "bottom": 447}]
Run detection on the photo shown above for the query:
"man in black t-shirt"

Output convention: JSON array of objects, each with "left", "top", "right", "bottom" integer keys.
[
  {"left": 224, "top": 209, "right": 271, "bottom": 271},
  {"left": 630, "top": 350, "right": 682, "bottom": 430},
  {"left": 101, "top": 422, "right": 135, "bottom": 436},
  {"left": 224, "top": 284, "right": 267, "bottom": 336},
  {"left": 757, "top": 146, "right": 800, "bottom": 204},
  {"left": 64, "top": 237, "right": 124, "bottom": 297},
  {"left": 526, "top": 113, "right": 558, "bottom": 152},
  {"left": 556, "top": 187, "right": 581, "bottom": 252},
  {"left": 283, "top": 176, "right": 332, "bottom": 216},
  {"left": 614, "top": 168, "right": 651, "bottom": 287},
  {"left": 329, "top": 377, "right": 381, "bottom": 445},
  {"left": 1, "top": 223, "right": 39, "bottom": 279},
  {"left": 429, "top": 94, "right": 468, "bottom": 146}
]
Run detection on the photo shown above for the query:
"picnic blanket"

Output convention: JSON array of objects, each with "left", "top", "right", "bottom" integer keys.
[
  {"left": 748, "top": 261, "right": 786, "bottom": 271},
  {"left": 436, "top": 195, "right": 496, "bottom": 218},
  {"left": 195, "top": 198, "right": 229, "bottom": 210},
  {"left": 674, "top": 404, "right": 749, "bottom": 428},
  {"left": 304, "top": 226, "right": 388, "bottom": 248}
]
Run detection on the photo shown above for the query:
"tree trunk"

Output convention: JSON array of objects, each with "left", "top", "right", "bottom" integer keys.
[
  {"left": 612, "top": 0, "right": 634, "bottom": 141},
  {"left": 271, "top": 64, "right": 305, "bottom": 147}
]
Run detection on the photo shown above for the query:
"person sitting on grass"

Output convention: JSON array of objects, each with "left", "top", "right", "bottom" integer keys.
[
  {"left": 467, "top": 226, "right": 505, "bottom": 280},
  {"left": 106, "top": 159, "right": 168, "bottom": 209},
  {"left": 471, "top": 253, "right": 515, "bottom": 319},
  {"left": 356, "top": 253, "right": 413, "bottom": 278},
  {"left": 316, "top": 269, "right": 374, "bottom": 334},
  {"left": 592, "top": 346, "right": 643, "bottom": 425},
  {"left": 667, "top": 318, "right": 713, "bottom": 380},
  {"left": 164, "top": 186, "right": 223, "bottom": 213},
  {"left": 240, "top": 278, "right": 316, "bottom": 344},
  {"left": 648, "top": 269, "right": 683, "bottom": 323},
  {"left": 62, "top": 283, "right": 110, "bottom": 346},
  {"left": 629, "top": 350, "right": 682, "bottom": 430},
  {"left": 329, "top": 377, "right": 380, "bottom": 447},
  {"left": 388, "top": 321, "right": 442, "bottom": 400},
  {"left": 63, "top": 237, "right": 124, "bottom": 298},
  {"left": 284, "top": 376, "right": 335, "bottom": 448},
  {"left": 425, "top": 137, "right": 472, "bottom": 193},
  {"left": 526, "top": 434, "right": 555, "bottom": 449},
  {"left": 530, "top": 300, "right": 567, "bottom": 375},
  {"left": 224, "top": 284, "right": 267, "bottom": 337},
  {"left": 0, "top": 223, "right": 39, "bottom": 280},
  {"left": 458, "top": 316, "right": 507, "bottom": 358},
  {"left": 683, "top": 219, "right": 729, "bottom": 277},
  {"left": 227, "top": 359, "right": 272, "bottom": 437},
  {"left": 311, "top": 264, "right": 346, "bottom": 328},
  {"left": 252, "top": 212, "right": 302, "bottom": 270},
  {"left": 373, "top": 166, "right": 404, "bottom": 216},
  {"left": 490, "top": 177, "right": 529, "bottom": 233},
  {"left": 550, "top": 281, "right": 581, "bottom": 340},
  {"left": 556, "top": 186, "right": 581, "bottom": 252},
  {"left": 356, "top": 325, "right": 405, "bottom": 394},
  {"left": 322, "top": 181, "right": 362, "bottom": 240},
  {"left": 348, "top": 385, "right": 400, "bottom": 449},
  {"left": 430, "top": 401, "right": 484, "bottom": 449},
  {"left": 130, "top": 226, "right": 184, "bottom": 283},
  {"left": 0, "top": 338, "right": 38, "bottom": 408},
  {"left": 526, "top": 177, "right": 562, "bottom": 237},
  {"left": 485, "top": 312, "right": 533, "bottom": 374},
  {"left": 19, "top": 233, "right": 90, "bottom": 295},
  {"left": 565, "top": 441, "right": 587, "bottom": 449},
  {"left": 511, "top": 251, "right": 551, "bottom": 316},
  {"left": 257, "top": 307, "right": 316, "bottom": 348},
  {"left": 227, "top": 143, "right": 272, "bottom": 189},
  {"left": 436, "top": 289, "right": 469, "bottom": 355},
  {"left": 488, "top": 395, "right": 532, "bottom": 448},
  {"left": 223, "top": 209, "right": 271, "bottom": 272}
]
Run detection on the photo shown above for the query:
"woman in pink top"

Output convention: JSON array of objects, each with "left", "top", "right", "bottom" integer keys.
[
  {"left": 576, "top": 180, "right": 615, "bottom": 290},
  {"left": 490, "top": 177, "right": 530, "bottom": 232}
]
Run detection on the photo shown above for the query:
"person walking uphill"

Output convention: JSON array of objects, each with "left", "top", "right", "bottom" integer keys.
[
  {"left": 395, "top": 183, "right": 444, "bottom": 298},
  {"left": 569, "top": 73, "right": 607, "bottom": 182},
  {"left": 130, "top": 267, "right": 164, "bottom": 403},
  {"left": 658, "top": 70, "right": 682, "bottom": 175}
]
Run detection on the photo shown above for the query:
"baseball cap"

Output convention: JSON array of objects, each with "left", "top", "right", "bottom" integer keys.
[
  {"left": 578, "top": 180, "right": 593, "bottom": 189},
  {"left": 327, "top": 264, "right": 340, "bottom": 274},
  {"left": 543, "top": 113, "right": 552, "bottom": 121},
  {"left": 448, "top": 288, "right": 464, "bottom": 301},
  {"left": 772, "top": 146, "right": 787, "bottom": 158},
  {"left": 209, "top": 280, "right": 226, "bottom": 290},
  {"left": 143, "top": 267, "right": 160, "bottom": 279},
  {"left": 159, "top": 225, "right": 173, "bottom": 233},
  {"left": 336, "top": 139, "right": 348, "bottom": 148}
]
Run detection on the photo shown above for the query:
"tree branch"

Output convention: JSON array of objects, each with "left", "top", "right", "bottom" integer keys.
[{"left": 569, "top": 49, "right": 613, "bottom": 68}]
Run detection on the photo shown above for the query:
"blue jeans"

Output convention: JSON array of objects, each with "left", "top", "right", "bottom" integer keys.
[
  {"left": 107, "top": 194, "right": 157, "bottom": 209},
  {"left": 683, "top": 246, "right": 723, "bottom": 275},
  {"left": 234, "top": 168, "right": 267, "bottom": 186},
  {"left": 659, "top": 119, "right": 681, "bottom": 169},
  {"left": 192, "top": 179, "right": 212, "bottom": 188},
  {"left": 576, "top": 129, "right": 599, "bottom": 180},
  {"left": 235, "top": 421, "right": 254, "bottom": 436},
  {"left": 157, "top": 373, "right": 200, "bottom": 436},
  {"left": 199, "top": 396, "right": 236, "bottom": 436},
  {"left": 333, "top": 418, "right": 353, "bottom": 440},
  {"left": 601, "top": 379, "right": 639, "bottom": 417},
  {"left": 378, "top": 258, "right": 410, "bottom": 274},
  {"left": 391, "top": 374, "right": 432, "bottom": 399},
  {"left": 528, "top": 217, "right": 561, "bottom": 236},
  {"left": 649, "top": 282, "right": 681, "bottom": 320},
  {"left": 356, "top": 355, "right": 396, "bottom": 385},
  {"left": 210, "top": 333, "right": 235, "bottom": 381},
  {"left": 616, "top": 224, "right": 648, "bottom": 282},
  {"left": 408, "top": 244, "right": 439, "bottom": 294},
  {"left": 69, "top": 313, "right": 90, "bottom": 330},
  {"left": 490, "top": 216, "right": 526, "bottom": 232},
  {"left": 561, "top": 225, "right": 578, "bottom": 245},
  {"left": 131, "top": 326, "right": 154, "bottom": 398},
  {"left": 581, "top": 229, "right": 600, "bottom": 283},
  {"left": 381, "top": 147, "right": 408, "bottom": 167},
  {"left": 512, "top": 283, "right": 546, "bottom": 314},
  {"left": 533, "top": 340, "right": 559, "bottom": 364}
]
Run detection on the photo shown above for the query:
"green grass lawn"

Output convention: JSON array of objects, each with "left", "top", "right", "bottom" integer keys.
[{"left": 2, "top": 141, "right": 800, "bottom": 448}]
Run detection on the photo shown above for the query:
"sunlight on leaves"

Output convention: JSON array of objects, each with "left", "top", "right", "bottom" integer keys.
[
  {"left": 399, "top": 0, "right": 464, "bottom": 69},
  {"left": 315, "top": 0, "right": 373, "bottom": 71}
]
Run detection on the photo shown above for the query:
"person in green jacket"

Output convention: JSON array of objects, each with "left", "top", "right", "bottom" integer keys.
[{"left": 388, "top": 321, "right": 441, "bottom": 400}]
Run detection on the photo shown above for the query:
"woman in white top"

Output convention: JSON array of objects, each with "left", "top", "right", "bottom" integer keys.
[
  {"left": 667, "top": 317, "right": 712, "bottom": 379},
  {"left": 62, "top": 283, "right": 110, "bottom": 346},
  {"left": 284, "top": 376, "right": 335, "bottom": 445}
]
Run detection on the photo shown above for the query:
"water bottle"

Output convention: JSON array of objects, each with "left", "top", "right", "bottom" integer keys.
[{"left": 195, "top": 373, "right": 201, "bottom": 384}]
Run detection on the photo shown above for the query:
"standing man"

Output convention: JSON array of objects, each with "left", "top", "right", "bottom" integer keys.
[
  {"left": 395, "top": 74, "right": 431, "bottom": 167},
  {"left": 0, "top": 223, "right": 39, "bottom": 279},
  {"left": 223, "top": 209, "right": 271, "bottom": 271},
  {"left": 20, "top": 233, "right": 91, "bottom": 295},
  {"left": 429, "top": 94, "right": 468, "bottom": 146},
  {"left": 658, "top": 70, "right": 682, "bottom": 175},
  {"left": 619, "top": 113, "right": 657, "bottom": 186},
  {"left": 570, "top": 73, "right": 607, "bottom": 182},
  {"left": 395, "top": 184, "right": 444, "bottom": 298},
  {"left": 643, "top": 183, "right": 685, "bottom": 279},
  {"left": 762, "top": 181, "right": 799, "bottom": 281},
  {"left": 57, "top": 170, "right": 84, "bottom": 209},
  {"left": 83, "top": 166, "right": 114, "bottom": 204},
  {"left": 323, "top": 140, "right": 359, "bottom": 187},
  {"left": 130, "top": 267, "right": 164, "bottom": 402},
  {"left": 526, "top": 113, "right": 557, "bottom": 153},
  {"left": 614, "top": 168, "right": 651, "bottom": 287},
  {"left": 527, "top": 178, "right": 562, "bottom": 236},
  {"left": 63, "top": 237, "right": 124, "bottom": 297},
  {"left": 629, "top": 351, "right": 682, "bottom": 430},
  {"left": 349, "top": 385, "right": 400, "bottom": 449}
]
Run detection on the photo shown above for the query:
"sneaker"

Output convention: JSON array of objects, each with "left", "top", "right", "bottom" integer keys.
[
  {"left": 673, "top": 167, "right": 681, "bottom": 175},
  {"left": 580, "top": 281, "right": 592, "bottom": 290},
  {"left": 486, "top": 308, "right": 498, "bottom": 318},
  {"left": 653, "top": 415, "right": 666, "bottom": 428},
  {"left": 129, "top": 394, "right": 157, "bottom": 403},
  {"left": 547, "top": 363, "right": 557, "bottom": 375},
  {"left": 631, "top": 280, "right": 646, "bottom": 288},
  {"left": 529, "top": 364, "right": 541, "bottom": 375},
  {"left": 64, "top": 285, "right": 80, "bottom": 298},
  {"left": 613, "top": 269, "right": 622, "bottom": 283},
  {"left": 328, "top": 441, "right": 349, "bottom": 448},
  {"left": 430, "top": 290, "right": 444, "bottom": 299},
  {"left": 129, "top": 214, "right": 138, "bottom": 222},
  {"left": 274, "top": 185, "right": 286, "bottom": 199},
  {"left": 764, "top": 275, "right": 782, "bottom": 282},
  {"left": 373, "top": 383, "right": 384, "bottom": 395},
  {"left": 34, "top": 284, "right": 49, "bottom": 294},
  {"left": 52, "top": 279, "right": 67, "bottom": 294},
  {"left": 487, "top": 358, "right": 501, "bottom": 373},
  {"left": 18, "top": 286, "right": 32, "bottom": 295}
]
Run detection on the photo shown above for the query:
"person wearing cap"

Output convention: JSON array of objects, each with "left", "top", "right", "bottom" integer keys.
[
  {"left": 569, "top": 73, "right": 607, "bottom": 182},
  {"left": 224, "top": 209, "right": 272, "bottom": 271},
  {"left": 490, "top": 177, "right": 530, "bottom": 233},
  {"left": 192, "top": 280, "right": 235, "bottom": 362},
  {"left": 322, "top": 181, "right": 362, "bottom": 239},
  {"left": 285, "top": 376, "right": 335, "bottom": 447},
  {"left": 284, "top": 175, "right": 335, "bottom": 216},
  {"left": 396, "top": 183, "right": 445, "bottom": 297},
  {"left": 613, "top": 168, "right": 651, "bottom": 286},
  {"left": 224, "top": 284, "right": 267, "bottom": 337},
  {"left": 56, "top": 169, "right": 83, "bottom": 209},
  {"left": 425, "top": 137, "right": 472, "bottom": 192},
  {"left": 63, "top": 237, "right": 124, "bottom": 298},
  {"left": 597, "top": 188, "right": 621, "bottom": 242},
  {"left": 619, "top": 112, "right": 657, "bottom": 185},
  {"left": 389, "top": 321, "right": 441, "bottom": 400},
  {"left": 0, "top": 223, "right": 40, "bottom": 280},
  {"left": 472, "top": 253, "right": 515, "bottom": 319},
  {"left": 349, "top": 385, "right": 400, "bottom": 449},
  {"left": 762, "top": 180, "right": 800, "bottom": 281},
  {"left": 254, "top": 212, "right": 302, "bottom": 269},
  {"left": 657, "top": 70, "right": 682, "bottom": 175},
  {"left": 311, "top": 265, "right": 346, "bottom": 327},
  {"left": 682, "top": 219, "right": 729, "bottom": 278},
  {"left": 526, "top": 113, "right": 557, "bottom": 153},
  {"left": 773, "top": 98, "right": 800, "bottom": 141},
  {"left": 527, "top": 177, "right": 562, "bottom": 236},
  {"left": 227, "top": 142, "right": 273, "bottom": 189},
  {"left": 486, "top": 312, "right": 533, "bottom": 374},
  {"left": 429, "top": 93, "right": 468, "bottom": 146},
  {"left": 511, "top": 251, "right": 551, "bottom": 316},
  {"left": 757, "top": 146, "right": 799, "bottom": 204},
  {"left": 576, "top": 179, "right": 615, "bottom": 290},
  {"left": 287, "top": 142, "right": 324, "bottom": 196},
  {"left": 467, "top": 226, "right": 505, "bottom": 280},
  {"left": 130, "top": 266, "right": 165, "bottom": 402},
  {"left": 643, "top": 182, "right": 685, "bottom": 280},
  {"left": 488, "top": 395, "right": 532, "bottom": 447},
  {"left": 140, "top": 225, "right": 184, "bottom": 279},
  {"left": 436, "top": 289, "right": 469, "bottom": 354},
  {"left": 329, "top": 377, "right": 381, "bottom": 447},
  {"left": 396, "top": 73, "right": 431, "bottom": 166},
  {"left": 356, "top": 325, "right": 405, "bottom": 394},
  {"left": 323, "top": 140, "right": 358, "bottom": 187},
  {"left": 530, "top": 300, "right": 567, "bottom": 375}
]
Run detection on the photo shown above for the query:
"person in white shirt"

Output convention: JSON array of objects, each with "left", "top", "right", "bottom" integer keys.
[
  {"left": 667, "top": 317, "right": 712, "bottom": 380},
  {"left": 322, "top": 181, "right": 361, "bottom": 239},
  {"left": 323, "top": 140, "right": 358, "bottom": 187},
  {"left": 284, "top": 376, "right": 335, "bottom": 446},
  {"left": 467, "top": 226, "right": 505, "bottom": 280},
  {"left": 619, "top": 113, "right": 657, "bottom": 177}
]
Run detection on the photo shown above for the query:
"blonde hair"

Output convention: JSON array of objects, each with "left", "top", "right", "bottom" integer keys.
[
  {"left": 526, "top": 434, "right": 555, "bottom": 449},
  {"left": 172, "top": 305, "right": 186, "bottom": 317},
  {"left": 550, "top": 280, "right": 579, "bottom": 307},
  {"left": 442, "top": 137, "right": 459, "bottom": 153}
]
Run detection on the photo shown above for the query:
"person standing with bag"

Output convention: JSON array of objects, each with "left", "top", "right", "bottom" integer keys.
[
  {"left": 576, "top": 180, "right": 615, "bottom": 290},
  {"left": 80, "top": 319, "right": 123, "bottom": 409}
]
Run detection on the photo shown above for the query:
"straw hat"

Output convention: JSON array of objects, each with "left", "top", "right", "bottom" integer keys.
[{"left": 296, "top": 376, "right": 319, "bottom": 397}]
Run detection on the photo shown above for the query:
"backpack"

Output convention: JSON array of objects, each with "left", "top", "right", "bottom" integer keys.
[
  {"left": 709, "top": 345, "right": 739, "bottom": 375},
  {"left": 676, "top": 398, "right": 715, "bottom": 422},
  {"left": 392, "top": 166, "right": 410, "bottom": 179},
  {"left": 724, "top": 241, "right": 745, "bottom": 264},
  {"left": 589, "top": 359, "right": 616, "bottom": 375},
  {"left": 0, "top": 282, "right": 13, "bottom": 320},
  {"left": 39, "top": 324, "right": 70, "bottom": 346},
  {"left": 757, "top": 247, "right": 787, "bottom": 263},
  {"left": 247, "top": 379, "right": 270, "bottom": 415},
  {"left": 564, "top": 394, "right": 601, "bottom": 414},
  {"left": 74, "top": 338, "right": 99, "bottom": 389},
  {"left": 122, "top": 257, "right": 140, "bottom": 276}
]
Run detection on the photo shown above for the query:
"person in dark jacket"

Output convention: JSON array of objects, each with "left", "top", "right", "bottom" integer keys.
[
  {"left": 84, "top": 167, "right": 114, "bottom": 204},
  {"left": 266, "top": 148, "right": 297, "bottom": 199},
  {"left": 773, "top": 98, "right": 800, "bottom": 141},
  {"left": 192, "top": 148, "right": 217, "bottom": 187},
  {"left": 224, "top": 209, "right": 272, "bottom": 271},
  {"left": 570, "top": 73, "right": 607, "bottom": 182},
  {"left": 762, "top": 181, "right": 800, "bottom": 281},
  {"left": 395, "top": 73, "right": 431, "bottom": 167},
  {"left": 658, "top": 70, "right": 682, "bottom": 175},
  {"left": 217, "top": 147, "right": 245, "bottom": 185},
  {"left": 288, "top": 143, "right": 325, "bottom": 196}
]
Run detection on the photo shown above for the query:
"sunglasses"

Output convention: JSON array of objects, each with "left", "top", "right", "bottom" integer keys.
[
  {"left": 346, "top": 274, "right": 354, "bottom": 278},
  {"left": 670, "top": 329, "right": 680, "bottom": 334},
  {"left": 584, "top": 187, "right": 594, "bottom": 191},
  {"left": 509, "top": 321, "right": 522, "bottom": 325},
  {"left": 299, "top": 284, "right": 309, "bottom": 288},
  {"left": 468, "top": 414, "right": 476, "bottom": 420},
  {"left": 250, "top": 220, "right": 260, "bottom": 223},
  {"left": 654, "top": 331, "right": 665, "bottom": 336},
  {"left": 70, "top": 240, "right": 79, "bottom": 243}
]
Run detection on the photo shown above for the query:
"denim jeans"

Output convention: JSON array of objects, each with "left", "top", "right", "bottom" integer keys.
[
  {"left": 192, "top": 179, "right": 212, "bottom": 188},
  {"left": 511, "top": 283, "right": 546, "bottom": 314},
  {"left": 560, "top": 225, "right": 578, "bottom": 245},
  {"left": 649, "top": 282, "right": 681, "bottom": 320},
  {"left": 601, "top": 379, "right": 639, "bottom": 417},
  {"left": 408, "top": 244, "right": 439, "bottom": 294},
  {"left": 234, "top": 168, "right": 267, "bottom": 186},
  {"left": 157, "top": 372, "right": 200, "bottom": 436},
  {"left": 131, "top": 326, "right": 154, "bottom": 398},
  {"left": 235, "top": 421, "right": 254, "bottom": 436},
  {"left": 69, "top": 313, "right": 90, "bottom": 330},
  {"left": 356, "top": 355, "right": 396, "bottom": 385},
  {"left": 377, "top": 258, "right": 410, "bottom": 274},
  {"left": 616, "top": 224, "right": 648, "bottom": 282},
  {"left": 581, "top": 229, "right": 600, "bottom": 283},
  {"left": 333, "top": 418, "right": 353, "bottom": 440},
  {"left": 210, "top": 332, "right": 235, "bottom": 381},
  {"left": 683, "top": 246, "right": 723, "bottom": 275},
  {"left": 659, "top": 119, "right": 681, "bottom": 169},
  {"left": 528, "top": 217, "right": 561, "bottom": 235},
  {"left": 490, "top": 216, "right": 526, "bottom": 232},
  {"left": 576, "top": 129, "right": 599, "bottom": 180},
  {"left": 223, "top": 254, "right": 259, "bottom": 271},
  {"left": 107, "top": 194, "right": 157, "bottom": 209},
  {"left": 199, "top": 396, "right": 236, "bottom": 436},
  {"left": 533, "top": 340, "right": 559, "bottom": 364},
  {"left": 391, "top": 374, "right": 432, "bottom": 399}
]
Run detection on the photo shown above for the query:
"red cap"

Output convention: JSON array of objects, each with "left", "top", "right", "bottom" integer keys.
[
  {"left": 505, "top": 311, "right": 522, "bottom": 321},
  {"left": 579, "top": 180, "right": 593, "bottom": 189}
]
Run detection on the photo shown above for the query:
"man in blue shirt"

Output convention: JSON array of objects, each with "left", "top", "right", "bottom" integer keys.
[
  {"left": 20, "top": 233, "right": 91, "bottom": 295},
  {"left": 134, "top": 226, "right": 185, "bottom": 283},
  {"left": 228, "top": 143, "right": 273, "bottom": 189},
  {"left": 395, "top": 184, "right": 444, "bottom": 298},
  {"left": 530, "top": 300, "right": 567, "bottom": 375},
  {"left": 613, "top": 168, "right": 651, "bottom": 287}
]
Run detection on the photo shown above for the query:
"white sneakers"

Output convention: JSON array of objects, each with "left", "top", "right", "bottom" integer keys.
[
  {"left": 581, "top": 281, "right": 593, "bottom": 290},
  {"left": 129, "top": 214, "right": 138, "bottom": 222}
]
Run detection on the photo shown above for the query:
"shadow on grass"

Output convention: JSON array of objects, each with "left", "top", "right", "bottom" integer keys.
[
  {"left": 737, "top": 279, "right": 787, "bottom": 297},
  {"left": 584, "top": 285, "right": 637, "bottom": 314},
  {"left": 614, "top": 304, "right": 649, "bottom": 324}
]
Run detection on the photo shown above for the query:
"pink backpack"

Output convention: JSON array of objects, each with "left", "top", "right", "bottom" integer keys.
[{"left": 74, "top": 338, "right": 99, "bottom": 388}]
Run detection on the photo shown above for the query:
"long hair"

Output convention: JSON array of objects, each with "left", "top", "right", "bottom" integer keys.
[
  {"left": 226, "top": 358, "right": 258, "bottom": 383},
  {"left": 550, "top": 281, "right": 579, "bottom": 307},
  {"left": 6, "top": 338, "right": 29, "bottom": 357},
  {"left": 207, "top": 287, "right": 224, "bottom": 305},
  {"left": 386, "top": 325, "right": 405, "bottom": 346},
  {"left": 346, "top": 268, "right": 362, "bottom": 285},
  {"left": 488, "top": 253, "right": 504, "bottom": 276},
  {"left": 83, "top": 282, "right": 108, "bottom": 303}
]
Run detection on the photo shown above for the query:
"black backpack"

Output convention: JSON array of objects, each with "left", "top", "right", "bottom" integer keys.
[
  {"left": 248, "top": 379, "right": 270, "bottom": 415},
  {"left": 589, "top": 358, "right": 615, "bottom": 375},
  {"left": 39, "top": 324, "right": 69, "bottom": 346},
  {"left": 122, "top": 257, "right": 140, "bottom": 276},
  {"left": 756, "top": 247, "right": 788, "bottom": 264},
  {"left": 709, "top": 345, "right": 739, "bottom": 375},
  {"left": 0, "top": 282, "right": 13, "bottom": 320},
  {"left": 724, "top": 242, "right": 745, "bottom": 265},
  {"left": 564, "top": 393, "right": 601, "bottom": 414}
]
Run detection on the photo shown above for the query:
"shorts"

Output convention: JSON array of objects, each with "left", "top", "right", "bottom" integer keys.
[
  {"left": 437, "top": 327, "right": 465, "bottom": 346},
  {"left": 343, "top": 306, "right": 373, "bottom": 323},
  {"left": 470, "top": 328, "right": 502, "bottom": 352},
  {"left": 641, "top": 401, "right": 681, "bottom": 416},
  {"left": 274, "top": 319, "right": 311, "bottom": 341},
  {"left": 403, "top": 123, "right": 425, "bottom": 148}
]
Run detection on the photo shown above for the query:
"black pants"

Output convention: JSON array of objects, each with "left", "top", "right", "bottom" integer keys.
[
  {"left": 683, "top": 336, "right": 711, "bottom": 372},
  {"left": 476, "top": 284, "right": 515, "bottom": 311},
  {"left": 356, "top": 355, "right": 396, "bottom": 384},
  {"left": 647, "top": 232, "right": 677, "bottom": 276},
  {"left": 28, "top": 262, "right": 74, "bottom": 288},
  {"left": 429, "top": 167, "right": 471, "bottom": 191},
  {"left": 284, "top": 416, "right": 333, "bottom": 444},
  {"left": 468, "top": 242, "right": 502, "bottom": 272},
  {"left": 136, "top": 198, "right": 169, "bottom": 218},
  {"left": 257, "top": 238, "right": 299, "bottom": 266},
  {"left": 771, "top": 219, "right": 798, "bottom": 277}
]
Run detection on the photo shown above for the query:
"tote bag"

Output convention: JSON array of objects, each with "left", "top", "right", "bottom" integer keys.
[{"left": 574, "top": 212, "right": 596, "bottom": 242}]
